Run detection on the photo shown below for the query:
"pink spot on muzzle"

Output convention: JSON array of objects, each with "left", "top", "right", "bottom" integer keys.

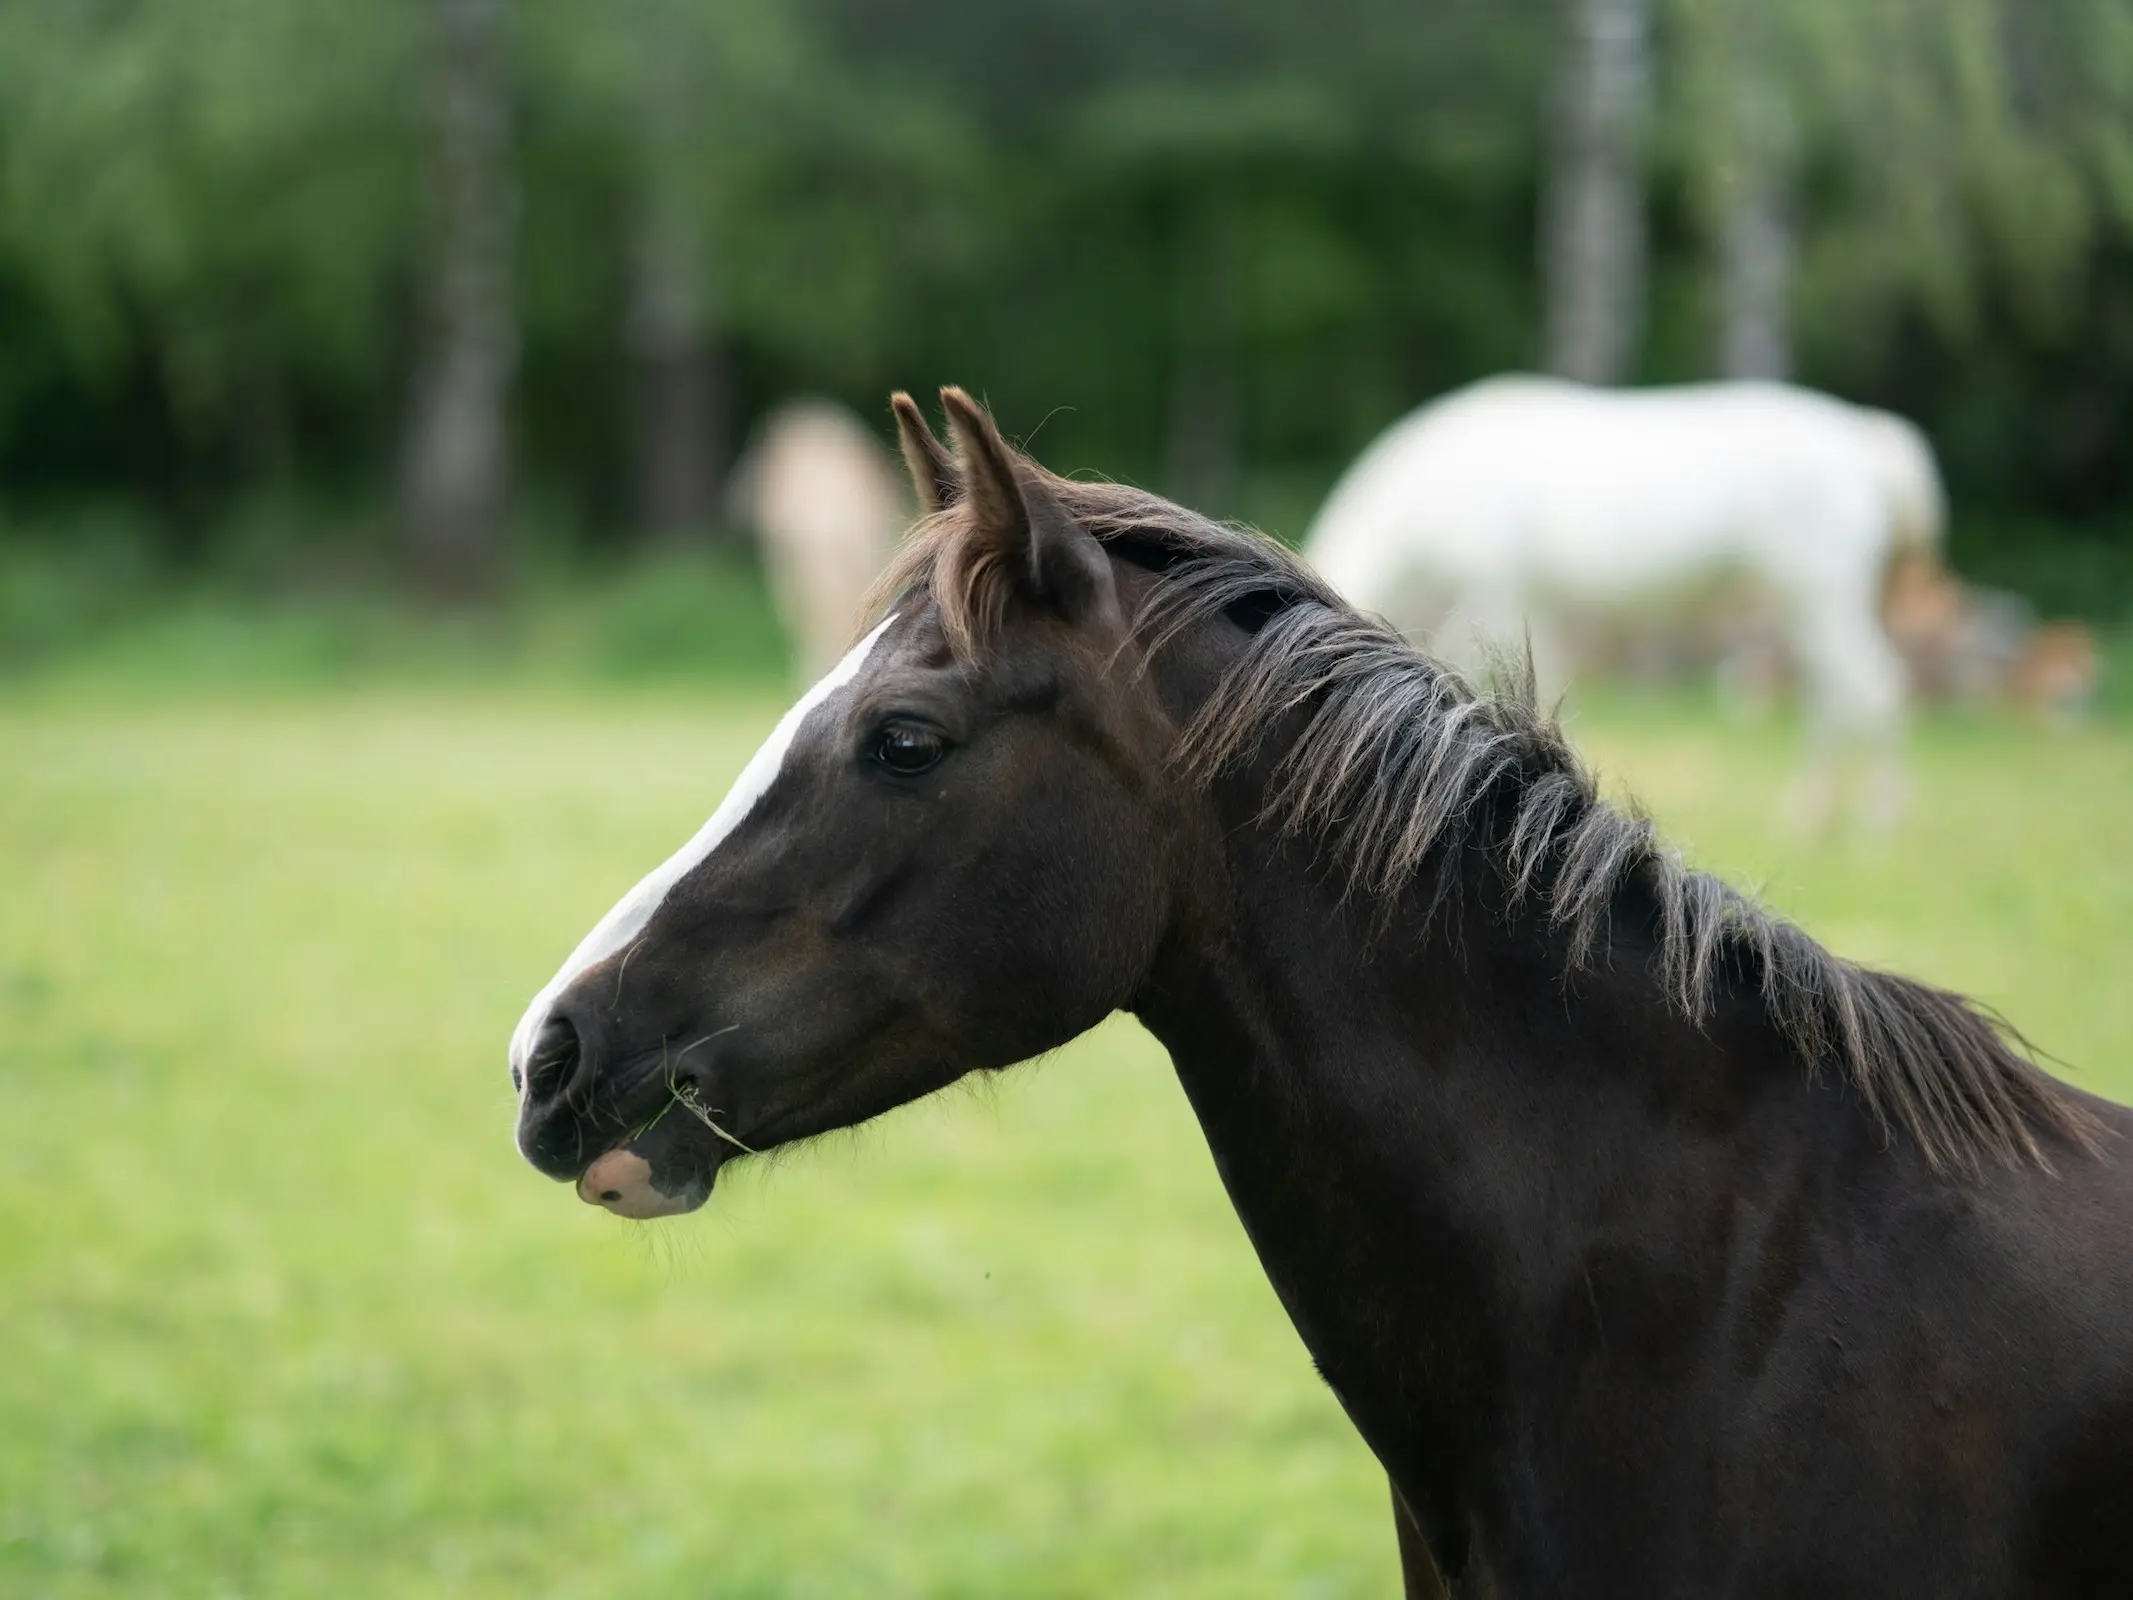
[{"left": 577, "top": 1147, "right": 695, "bottom": 1220}]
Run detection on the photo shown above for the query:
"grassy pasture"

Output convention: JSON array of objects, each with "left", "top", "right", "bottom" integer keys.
[{"left": 2, "top": 682, "right": 2128, "bottom": 1598}]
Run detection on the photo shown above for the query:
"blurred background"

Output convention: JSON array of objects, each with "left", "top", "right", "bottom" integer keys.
[
  {"left": 3, "top": 2, "right": 2130, "bottom": 1595},
  {"left": 1, "top": 0, "right": 2131, "bottom": 656}
]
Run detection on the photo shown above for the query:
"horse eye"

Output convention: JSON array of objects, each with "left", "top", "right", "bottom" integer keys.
[{"left": 869, "top": 720, "right": 948, "bottom": 776}]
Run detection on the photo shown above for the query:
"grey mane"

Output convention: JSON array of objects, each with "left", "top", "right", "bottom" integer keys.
[
  {"left": 884, "top": 473, "right": 2098, "bottom": 1175},
  {"left": 1062, "top": 482, "right": 2096, "bottom": 1175}
]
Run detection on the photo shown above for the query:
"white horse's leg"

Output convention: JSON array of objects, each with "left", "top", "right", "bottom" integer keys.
[
  {"left": 1786, "top": 581, "right": 1908, "bottom": 835},
  {"left": 1861, "top": 722, "right": 1909, "bottom": 835}
]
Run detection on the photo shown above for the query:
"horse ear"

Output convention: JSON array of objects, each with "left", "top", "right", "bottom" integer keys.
[
  {"left": 890, "top": 391, "right": 958, "bottom": 514},
  {"left": 937, "top": 386, "right": 1115, "bottom": 624}
]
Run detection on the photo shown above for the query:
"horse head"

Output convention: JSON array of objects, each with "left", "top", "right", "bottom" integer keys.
[{"left": 508, "top": 390, "right": 1184, "bottom": 1217}]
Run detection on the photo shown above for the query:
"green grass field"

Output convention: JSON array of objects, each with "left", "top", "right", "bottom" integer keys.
[{"left": 3, "top": 681, "right": 2129, "bottom": 1598}]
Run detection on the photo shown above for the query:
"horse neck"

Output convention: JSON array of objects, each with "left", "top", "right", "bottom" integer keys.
[{"left": 1125, "top": 768, "right": 1823, "bottom": 1514}]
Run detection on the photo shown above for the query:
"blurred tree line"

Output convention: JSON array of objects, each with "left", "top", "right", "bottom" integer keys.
[{"left": 0, "top": 0, "right": 2129, "bottom": 607}]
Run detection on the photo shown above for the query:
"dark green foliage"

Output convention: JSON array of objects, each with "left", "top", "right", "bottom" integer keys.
[
  {"left": 0, "top": 0, "right": 2127, "bottom": 612},
  {"left": 0, "top": 535, "right": 790, "bottom": 685}
]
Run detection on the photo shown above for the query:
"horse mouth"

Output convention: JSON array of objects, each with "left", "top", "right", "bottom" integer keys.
[
  {"left": 573, "top": 1105, "right": 728, "bottom": 1219},
  {"left": 577, "top": 1141, "right": 716, "bottom": 1219},
  {"left": 544, "top": 1054, "right": 740, "bottom": 1220}
]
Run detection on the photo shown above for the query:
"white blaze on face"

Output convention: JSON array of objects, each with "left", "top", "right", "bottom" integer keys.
[{"left": 509, "top": 613, "right": 900, "bottom": 1086}]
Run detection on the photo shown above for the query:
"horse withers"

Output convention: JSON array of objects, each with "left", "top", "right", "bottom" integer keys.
[{"left": 509, "top": 389, "right": 2132, "bottom": 1597}]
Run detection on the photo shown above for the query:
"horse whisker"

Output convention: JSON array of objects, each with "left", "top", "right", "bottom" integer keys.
[{"left": 672, "top": 1025, "right": 740, "bottom": 1065}]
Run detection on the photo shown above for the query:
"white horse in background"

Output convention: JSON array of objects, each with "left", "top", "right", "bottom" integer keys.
[
  {"left": 1303, "top": 376, "right": 1945, "bottom": 828},
  {"left": 731, "top": 399, "right": 910, "bottom": 680}
]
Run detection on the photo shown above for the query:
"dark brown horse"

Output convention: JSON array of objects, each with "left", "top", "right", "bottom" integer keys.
[{"left": 509, "top": 388, "right": 2133, "bottom": 1597}]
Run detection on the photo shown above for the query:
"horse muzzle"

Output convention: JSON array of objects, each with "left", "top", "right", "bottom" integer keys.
[{"left": 577, "top": 1145, "right": 707, "bottom": 1219}]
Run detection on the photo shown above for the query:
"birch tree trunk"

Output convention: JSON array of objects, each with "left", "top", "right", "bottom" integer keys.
[
  {"left": 404, "top": 0, "right": 515, "bottom": 597},
  {"left": 1715, "top": 0, "right": 1794, "bottom": 380},
  {"left": 630, "top": 1, "right": 726, "bottom": 547},
  {"left": 1542, "top": 0, "right": 1651, "bottom": 385},
  {"left": 1719, "top": 156, "right": 1792, "bottom": 380}
]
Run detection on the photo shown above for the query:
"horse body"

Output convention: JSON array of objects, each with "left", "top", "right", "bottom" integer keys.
[
  {"left": 1135, "top": 747, "right": 2133, "bottom": 1594},
  {"left": 1121, "top": 550, "right": 2133, "bottom": 1593},
  {"left": 1307, "top": 377, "right": 1940, "bottom": 825},
  {"left": 508, "top": 390, "right": 2130, "bottom": 1596}
]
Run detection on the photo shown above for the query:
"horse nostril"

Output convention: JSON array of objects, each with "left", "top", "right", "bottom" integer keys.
[{"left": 524, "top": 1014, "right": 581, "bottom": 1105}]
